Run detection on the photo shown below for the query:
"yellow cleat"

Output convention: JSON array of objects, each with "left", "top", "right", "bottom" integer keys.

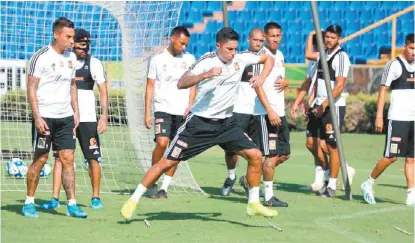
[
  {"left": 120, "top": 198, "right": 138, "bottom": 220},
  {"left": 247, "top": 202, "right": 278, "bottom": 217}
]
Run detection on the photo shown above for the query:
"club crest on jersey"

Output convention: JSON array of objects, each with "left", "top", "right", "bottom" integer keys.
[
  {"left": 51, "top": 63, "right": 56, "bottom": 71},
  {"left": 60, "top": 61, "right": 64, "bottom": 67},
  {"left": 181, "top": 62, "right": 187, "bottom": 69},
  {"left": 68, "top": 61, "right": 73, "bottom": 68},
  {"left": 171, "top": 146, "right": 182, "bottom": 158},
  {"left": 269, "top": 140, "right": 276, "bottom": 150},
  {"left": 89, "top": 138, "right": 98, "bottom": 149},
  {"left": 234, "top": 62, "right": 240, "bottom": 71},
  {"left": 37, "top": 137, "right": 46, "bottom": 149},
  {"left": 162, "top": 64, "right": 168, "bottom": 72}
]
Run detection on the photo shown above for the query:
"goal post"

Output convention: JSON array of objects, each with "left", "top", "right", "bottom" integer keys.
[{"left": 0, "top": 1, "right": 205, "bottom": 195}]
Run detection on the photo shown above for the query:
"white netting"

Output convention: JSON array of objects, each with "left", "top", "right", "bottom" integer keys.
[{"left": 0, "top": 1, "right": 205, "bottom": 195}]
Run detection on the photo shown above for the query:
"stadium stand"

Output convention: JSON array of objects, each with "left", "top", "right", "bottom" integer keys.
[{"left": 0, "top": 1, "right": 414, "bottom": 63}]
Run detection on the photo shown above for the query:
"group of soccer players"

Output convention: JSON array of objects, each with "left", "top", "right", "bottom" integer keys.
[{"left": 22, "top": 16, "right": 414, "bottom": 220}]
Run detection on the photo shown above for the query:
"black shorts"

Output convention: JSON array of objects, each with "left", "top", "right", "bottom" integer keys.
[
  {"left": 252, "top": 115, "right": 291, "bottom": 156},
  {"left": 76, "top": 122, "right": 101, "bottom": 160},
  {"left": 163, "top": 113, "right": 258, "bottom": 161},
  {"left": 31, "top": 116, "right": 76, "bottom": 155},
  {"left": 231, "top": 112, "right": 256, "bottom": 137},
  {"left": 384, "top": 120, "right": 414, "bottom": 158},
  {"left": 154, "top": 112, "right": 184, "bottom": 141},
  {"left": 306, "top": 105, "right": 346, "bottom": 144}
]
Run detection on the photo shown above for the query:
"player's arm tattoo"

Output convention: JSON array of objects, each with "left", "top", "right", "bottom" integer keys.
[
  {"left": 177, "top": 72, "right": 207, "bottom": 89},
  {"left": 70, "top": 78, "right": 79, "bottom": 114},
  {"left": 27, "top": 75, "right": 41, "bottom": 120},
  {"left": 98, "top": 82, "right": 109, "bottom": 117}
]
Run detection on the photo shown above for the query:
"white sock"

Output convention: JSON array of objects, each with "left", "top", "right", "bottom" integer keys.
[
  {"left": 160, "top": 175, "right": 172, "bottom": 192},
  {"left": 248, "top": 186, "right": 260, "bottom": 203},
  {"left": 407, "top": 188, "right": 415, "bottom": 193},
  {"left": 263, "top": 181, "right": 274, "bottom": 201},
  {"left": 25, "top": 196, "right": 35, "bottom": 205},
  {"left": 366, "top": 177, "right": 376, "bottom": 188},
  {"left": 131, "top": 184, "right": 147, "bottom": 202},
  {"left": 228, "top": 169, "right": 236, "bottom": 180},
  {"left": 314, "top": 166, "right": 324, "bottom": 184},
  {"left": 328, "top": 178, "right": 337, "bottom": 190},
  {"left": 67, "top": 199, "right": 76, "bottom": 206},
  {"left": 324, "top": 170, "right": 330, "bottom": 181}
]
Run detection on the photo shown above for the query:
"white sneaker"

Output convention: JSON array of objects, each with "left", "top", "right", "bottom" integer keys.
[
  {"left": 310, "top": 182, "right": 324, "bottom": 192},
  {"left": 360, "top": 181, "right": 376, "bottom": 205},
  {"left": 406, "top": 190, "right": 415, "bottom": 206}
]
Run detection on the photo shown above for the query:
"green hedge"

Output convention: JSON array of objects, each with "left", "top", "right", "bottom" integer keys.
[
  {"left": 0, "top": 89, "right": 392, "bottom": 133},
  {"left": 1, "top": 89, "right": 127, "bottom": 124}
]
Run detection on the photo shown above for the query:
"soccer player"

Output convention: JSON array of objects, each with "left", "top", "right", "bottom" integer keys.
[
  {"left": 121, "top": 27, "right": 278, "bottom": 220},
  {"left": 361, "top": 33, "right": 415, "bottom": 205},
  {"left": 39, "top": 29, "right": 108, "bottom": 210},
  {"left": 251, "top": 22, "right": 290, "bottom": 207},
  {"left": 220, "top": 28, "right": 265, "bottom": 196},
  {"left": 301, "top": 25, "right": 351, "bottom": 197},
  {"left": 144, "top": 26, "right": 196, "bottom": 199},
  {"left": 24, "top": 17, "right": 87, "bottom": 218}
]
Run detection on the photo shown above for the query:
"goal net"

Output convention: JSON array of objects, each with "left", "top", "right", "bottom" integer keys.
[{"left": 0, "top": 1, "right": 205, "bottom": 195}]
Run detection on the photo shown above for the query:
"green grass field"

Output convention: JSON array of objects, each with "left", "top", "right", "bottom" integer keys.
[{"left": 1, "top": 132, "right": 413, "bottom": 243}]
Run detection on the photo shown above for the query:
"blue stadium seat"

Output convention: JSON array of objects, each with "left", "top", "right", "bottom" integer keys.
[
  {"left": 317, "top": 9, "right": 328, "bottom": 21},
  {"left": 329, "top": 9, "right": 343, "bottom": 22},
  {"left": 334, "top": 1, "right": 348, "bottom": 10},
  {"left": 186, "top": 10, "right": 203, "bottom": 23},
  {"left": 274, "top": 1, "right": 287, "bottom": 10},
  {"left": 284, "top": 9, "right": 298, "bottom": 21},
  {"left": 364, "top": 1, "right": 380, "bottom": 10},
  {"left": 299, "top": 8, "right": 312, "bottom": 21},
  {"left": 349, "top": 1, "right": 361, "bottom": 10},
  {"left": 376, "top": 32, "right": 391, "bottom": 47},
  {"left": 245, "top": 1, "right": 259, "bottom": 10},
  {"left": 230, "top": 21, "right": 245, "bottom": 34},
  {"left": 400, "top": 12, "right": 413, "bottom": 21},
  {"left": 302, "top": 21, "right": 315, "bottom": 32},
  {"left": 258, "top": 1, "right": 274, "bottom": 10},
  {"left": 205, "top": 21, "right": 219, "bottom": 34},
  {"left": 361, "top": 32, "right": 375, "bottom": 45},
  {"left": 181, "top": 1, "right": 191, "bottom": 10},
  {"left": 401, "top": 20, "right": 415, "bottom": 33},
  {"left": 344, "top": 9, "right": 358, "bottom": 22},
  {"left": 288, "top": 21, "right": 303, "bottom": 35},
  {"left": 288, "top": 1, "right": 304, "bottom": 10},
  {"left": 318, "top": 1, "right": 333, "bottom": 10},
  {"left": 239, "top": 10, "right": 252, "bottom": 20},
  {"left": 345, "top": 20, "right": 361, "bottom": 33},
  {"left": 362, "top": 43, "right": 378, "bottom": 59},
  {"left": 359, "top": 9, "right": 374, "bottom": 23},
  {"left": 227, "top": 11, "right": 239, "bottom": 21}
]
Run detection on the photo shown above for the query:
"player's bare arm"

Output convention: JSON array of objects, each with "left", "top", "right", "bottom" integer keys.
[
  {"left": 185, "top": 85, "right": 197, "bottom": 116},
  {"left": 250, "top": 54, "right": 274, "bottom": 88},
  {"left": 375, "top": 85, "right": 388, "bottom": 133},
  {"left": 27, "top": 75, "right": 49, "bottom": 135},
  {"left": 70, "top": 78, "right": 80, "bottom": 133},
  {"left": 274, "top": 77, "right": 289, "bottom": 92},
  {"left": 255, "top": 86, "right": 281, "bottom": 126},
  {"left": 97, "top": 82, "right": 109, "bottom": 134},
  {"left": 144, "top": 78, "right": 155, "bottom": 129},
  {"left": 315, "top": 76, "right": 346, "bottom": 117},
  {"left": 305, "top": 30, "right": 319, "bottom": 61},
  {"left": 291, "top": 77, "right": 312, "bottom": 117},
  {"left": 177, "top": 67, "right": 222, "bottom": 89}
]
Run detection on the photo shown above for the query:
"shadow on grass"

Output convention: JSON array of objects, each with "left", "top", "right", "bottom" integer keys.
[
  {"left": 274, "top": 182, "right": 316, "bottom": 195},
  {"left": 377, "top": 183, "right": 406, "bottom": 189},
  {"left": 118, "top": 211, "right": 269, "bottom": 228},
  {"left": 201, "top": 186, "right": 247, "bottom": 204},
  {"left": 351, "top": 195, "right": 403, "bottom": 205},
  {"left": 2, "top": 199, "right": 73, "bottom": 217}
]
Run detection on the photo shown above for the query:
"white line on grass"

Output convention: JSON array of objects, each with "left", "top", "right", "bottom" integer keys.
[{"left": 313, "top": 207, "right": 406, "bottom": 243}]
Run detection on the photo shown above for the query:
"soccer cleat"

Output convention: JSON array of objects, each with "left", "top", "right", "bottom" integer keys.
[
  {"left": 157, "top": 189, "right": 168, "bottom": 199},
  {"left": 66, "top": 204, "right": 88, "bottom": 218},
  {"left": 263, "top": 196, "right": 289, "bottom": 207},
  {"left": 147, "top": 184, "right": 158, "bottom": 199},
  {"left": 239, "top": 175, "right": 249, "bottom": 195},
  {"left": 22, "top": 203, "right": 39, "bottom": 218},
  {"left": 39, "top": 197, "right": 60, "bottom": 210},
  {"left": 246, "top": 202, "right": 278, "bottom": 217},
  {"left": 315, "top": 181, "right": 328, "bottom": 196},
  {"left": 91, "top": 197, "right": 103, "bottom": 209},
  {"left": 406, "top": 191, "right": 415, "bottom": 206},
  {"left": 322, "top": 187, "right": 336, "bottom": 197},
  {"left": 310, "top": 182, "right": 324, "bottom": 192},
  {"left": 221, "top": 176, "right": 237, "bottom": 196},
  {"left": 120, "top": 198, "right": 138, "bottom": 220},
  {"left": 360, "top": 182, "right": 376, "bottom": 205}
]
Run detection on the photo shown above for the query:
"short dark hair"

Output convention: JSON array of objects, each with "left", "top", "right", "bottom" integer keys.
[
  {"left": 75, "top": 29, "right": 90, "bottom": 43},
  {"left": 171, "top": 26, "right": 190, "bottom": 37},
  {"left": 52, "top": 17, "right": 74, "bottom": 33},
  {"left": 216, "top": 27, "right": 239, "bottom": 43},
  {"left": 325, "top": 24, "right": 342, "bottom": 37},
  {"left": 264, "top": 22, "right": 282, "bottom": 33},
  {"left": 312, "top": 31, "right": 325, "bottom": 48},
  {"left": 405, "top": 33, "right": 414, "bottom": 45}
]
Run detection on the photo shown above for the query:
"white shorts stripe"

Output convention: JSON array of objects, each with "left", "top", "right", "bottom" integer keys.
[
  {"left": 261, "top": 116, "right": 270, "bottom": 155},
  {"left": 32, "top": 129, "right": 38, "bottom": 152},
  {"left": 164, "top": 113, "right": 195, "bottom": 157},
  {"left": 385, "top": 120, "right": 393, "bottom": 157}
]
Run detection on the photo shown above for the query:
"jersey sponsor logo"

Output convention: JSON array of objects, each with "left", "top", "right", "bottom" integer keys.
[
  {"left": 75, "top": 77, "right": 85, "bottom": 81},
  {"left": 37, "top": 137, "right": 46, "bottom": 149},
  {"left": 234, "top": 62, "right": 240, "bottom": 71},
  {"left": 155, "top": 118, "right": 164, "bottom": 123},
  {"left": 177, "top": 140, "right": 188, "bottom": 148},
  {"left": 269, "top": 140, "right": 276, "bottom": 150},
  {"left": 325, "top": 124, "right": 334, "bottom": 134},
  {"left": 391, "top": 137, "right": 402, "bottom": 142},
  {"left": 68, "top": 61, "right": 73, "bottom": 69},
  {"left": 51, "top": 63, "right": 56, "bottom": 71},
  {"left": 171, "top": 146, "right": 182, "bottom": 158},
  {"left": 60, "top": 61, "right": 64, "bottom": 67},
  {"left": 269, "top": 133, "right": 278, "bottom": 138},
  {"left": 89, "top": 137, "right": 99, "bottom": 149}
]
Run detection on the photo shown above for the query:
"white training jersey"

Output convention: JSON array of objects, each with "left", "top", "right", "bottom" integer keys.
[
  {"left": 381, "top": 56, "right": 415, "bottom": 121},
  {"left": 254, "top": 48, "right": 286, "bottom": 116},
  {"left": 75, "top": 56, "right": 107, "bottom": 122},
  {"left": 189, "top": 51, "right": 261, "bottom": 119},
  {"left": 306, "top": 60, "right": 318, "bottom": 96},
  {"left": 310, "top": 46, "right": 351, "bottom": 107},
  {"left": 233, "top": 49, "right": 262, "bottom": 115},
  {"left": 147, "top": 48, "right": 196, "bottom": 116},
  {"left": 28, "top": 45, "right": 77, "bottom": 118}
]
